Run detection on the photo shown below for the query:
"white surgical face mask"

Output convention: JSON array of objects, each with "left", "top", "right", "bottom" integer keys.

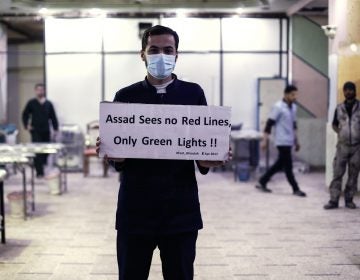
[{"left": 146, "top": 54, "right": 176, "bottom": 79}]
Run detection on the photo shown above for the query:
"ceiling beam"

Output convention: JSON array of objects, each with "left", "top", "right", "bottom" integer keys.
[
  {"left": 0, "top": 19, "right": 43, "bottom": 42},
  {"left": 8, "top": 0, "right": 275, "bottom": 10},
  {"left": 286, "top": 0, "right": 315, "bottom": 16}
]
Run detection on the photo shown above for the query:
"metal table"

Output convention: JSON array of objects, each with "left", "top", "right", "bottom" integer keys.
[
  {"left": 0, "top": 143, "right": 67, "bottom": 194},
  {"left": 0, "top": 143, "right": 67, "bottom": 220},
  {"left": 15, "top": 143, "right": 67, "bottom": 193}
]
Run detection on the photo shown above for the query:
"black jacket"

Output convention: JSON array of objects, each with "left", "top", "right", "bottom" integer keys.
[
  {"left": 22, "top": 98, "right": 59, "bottom": 132},
  {"left": 113, "top": 75, "right": 209, "bottom": 234}
]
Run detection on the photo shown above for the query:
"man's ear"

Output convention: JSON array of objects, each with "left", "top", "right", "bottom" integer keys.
[
  {"left": 175, "top": 52, "right": 178, "bottom": 62},
  {"left": 141, "top": 50, "right": 145, "bottom": 62}
]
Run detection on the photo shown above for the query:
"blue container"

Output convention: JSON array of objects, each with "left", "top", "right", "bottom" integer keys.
[{"left": 238, "top": 163, "right": 250, "bottom": 182}]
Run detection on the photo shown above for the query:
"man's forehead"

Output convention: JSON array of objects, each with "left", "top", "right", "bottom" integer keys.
[{"left": 146, "top": 34, "right": 175, "bottom": 46}]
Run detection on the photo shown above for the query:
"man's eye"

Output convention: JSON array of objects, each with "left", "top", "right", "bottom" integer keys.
[{"left": 164, "top": 48, "right": 174, "bottom": 54}]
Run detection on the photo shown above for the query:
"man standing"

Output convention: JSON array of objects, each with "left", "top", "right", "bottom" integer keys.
[
  {"left": 97, "top": 25, "right": 226, "bottom": 280},
  {"left": 255, "top": 85, "right": 306, "bottom": 197},
  {"left": 324, "top": 81, "right": 360, "bottom": 209},
  {"left": 22, "top": 83, "right": 58, "bottom": 178}
]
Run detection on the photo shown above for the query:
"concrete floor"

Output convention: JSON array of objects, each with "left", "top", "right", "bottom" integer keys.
[{"left": 0, "top": 164, "right": 359, "bottom": 280}]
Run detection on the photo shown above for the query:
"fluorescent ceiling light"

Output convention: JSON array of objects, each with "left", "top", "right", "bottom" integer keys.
[
  {"left": 350, "top": 43, "right": 358, "bottom": 52},
  {"left": 236, "top": 7, "right": 244, "bottom": 14},
  {"left": 88, "top": 8, "right": 106, "bottom": 17},
  {"left": 176, "top": 9, "right": 187, "bottom": 18},
  {"left": 38, "top": 7, "right": 49, "bottom": 15}
]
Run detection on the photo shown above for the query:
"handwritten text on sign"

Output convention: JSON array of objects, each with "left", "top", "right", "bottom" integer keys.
[{"left": 99, "top": 102, "right": 231, "bottom": 160}]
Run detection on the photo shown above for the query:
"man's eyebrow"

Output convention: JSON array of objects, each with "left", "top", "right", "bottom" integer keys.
[
  {"left": 148, "top": 45, "right": 160, "bottom": 49},
  {"left": 148, "top": 45, "right": 174, "bottom": 49}
]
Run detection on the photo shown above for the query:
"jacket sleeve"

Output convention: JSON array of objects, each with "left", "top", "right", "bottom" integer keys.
[
  {"left": 264, "top": 118, "right": 276, "bottom": 134},
  {"left": 22, "top": 101, "right": 31, "bottom": 129},
  {"left": 268, "top": 104, "right": 281, "bottom": 122},
  {"left": 197, "top": 86, "right": 207, "bottom": 106},
  {"left": 332, "top": 108, "right": 339, "bottom": 129},
  {"left": 109, "top": 160, "right": 125, "bottom": 172},
  {"left": 196, "top": 161, "right": 209, "bottom": 175},
  {"left": 49, "top": 102, "right": 59, "bottom": 131}
]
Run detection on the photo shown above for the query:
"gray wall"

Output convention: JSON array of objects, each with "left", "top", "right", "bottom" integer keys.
[
  {"left": 7, "top": 43, "right": 44, "bottom": 143},
  {"left": 45, "top": 17, "right": 288, "bottom": 133},
  {"left": 0, "top": 24, "right": 7, "bottom": 122},
  {"left": 296, "top": 118, "right": 326, "bottom": 167}
]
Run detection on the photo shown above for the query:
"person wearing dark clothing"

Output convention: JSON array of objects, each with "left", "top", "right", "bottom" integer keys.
[
  {"left": 22, "top": 83, "right": 59, "bottom": 177},
  {"left": 97, "top": 25, "right": 227, "bottom": 280},
  {"left": 324, "top": 81, "right": 360, "bottom": 210},
  {"left": 255, "top": 85, "right": 306, "bottom": 197},
  {"left": 112, "top": 75, "right": 208, "bottom": 235}
]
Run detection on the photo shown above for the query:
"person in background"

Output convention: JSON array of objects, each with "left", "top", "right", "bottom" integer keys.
[
  {"left": 255, "top": 85, "right": 306, "bottom": 197},
  {"left": 96, "top": 25, "right": 229, "bottom": 280},
  {"left": 324, "top": 81, "right": 360, "bottom": 210},
  {"left": 22, "top": 83, "right": 58, "bottom": 178}
]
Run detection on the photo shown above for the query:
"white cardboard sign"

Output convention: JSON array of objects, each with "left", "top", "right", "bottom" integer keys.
[{"left": 99, "top": 102, "right": 231, "bottom": 160}]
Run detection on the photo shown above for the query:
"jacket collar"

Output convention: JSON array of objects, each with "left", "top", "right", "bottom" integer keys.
[
  {"left": 281, "top": 98, "right": 293, "bottom": 109},
  {"left": 342, "top": 99, "right": 359, "bottom": 112},
  {"left": 142, "top": 73, "right": 178, "bottom": 93}
]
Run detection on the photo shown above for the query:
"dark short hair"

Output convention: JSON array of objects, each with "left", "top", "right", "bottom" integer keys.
[
  {"left": 343, "top": 81, "right": 356, "bottom": 92},
  {"left": 141, "top": 25, "right": 179, "bottom": 51},
  {"left": 34, "top": 83, "right": 45, "bottom": 89},
  {"left": 284, "top": 85, "right": 298, "bottom": 94}
]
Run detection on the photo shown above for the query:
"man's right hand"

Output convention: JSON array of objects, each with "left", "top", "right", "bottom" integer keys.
[
  {"left": 332, "top": 124, "right": 339, "bottom": 134},
  {"left": 260, "top": 140, "right": 268, "bottom": 151},
  {"left": 95, "top": 136, "right": 101, "bottom": 155},
  {"left": 260, "top": 133, "right": 269, "bottom": 151},
  {"left": 96, "top": 136, "right": 125, "bottom": 163}
]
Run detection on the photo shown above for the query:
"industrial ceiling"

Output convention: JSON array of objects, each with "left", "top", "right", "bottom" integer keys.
[{"left": 0, "top": 0, "right": 328, "bottom": 44}]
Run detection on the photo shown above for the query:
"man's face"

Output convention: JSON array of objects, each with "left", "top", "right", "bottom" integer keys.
[
  {"left": 285, "top": 91, "right": 297, "bottom": 103},
  {"left": 343, "top": 88, "right": 356, "bottom": 101},
  {"left": 141, "top": 34, "right": 177, "bottom": 64},
  {"left": 35, "top": 85, "right": 45, "bottom": 98}
]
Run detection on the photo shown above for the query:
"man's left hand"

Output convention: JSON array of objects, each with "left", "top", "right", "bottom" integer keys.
[
  {"left": 52, "top": 130, "right": 58, "bottom": 142},
  {"left": 197, "top": 146, "right": 232, "bottom": 168}
]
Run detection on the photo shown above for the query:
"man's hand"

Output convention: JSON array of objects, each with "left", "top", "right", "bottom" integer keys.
[
  {"left": 95, "top": 136, "right": 101, "bottom": 155},
  {"left": 52, "top": 130, "right": 58, "bottom": 142},
  {"left": 260, "top": 139, "right": 268, "bottom": 151},
  {"left": 197, "top": 146, "right": 232, "bottom": 168},
  {"left": 96, "top": 136, "right": 125, "bottom": 163},
  {"left": 332, "top": 124, "right": 339, "bottom": 134},
  {"left": 294, "top": 135, "right": 300, "bottom": 152},
  {"left": 260, "top": 133, "right": 269, "bottom": 151}
]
